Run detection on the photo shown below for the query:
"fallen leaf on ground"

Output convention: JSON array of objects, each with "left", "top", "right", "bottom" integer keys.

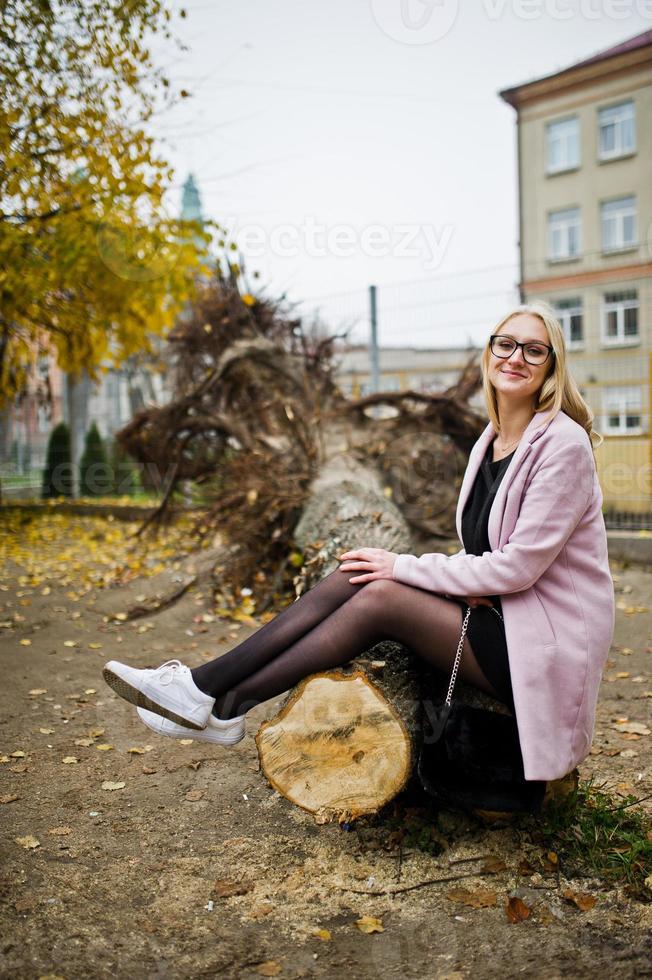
[
  {"left": 506, "top": 896, "right": 531, "bottom": 923},
  {"left": 212, "top": 878, "right": 253, "bottom": 898},
  {"left": 179, "top": 739, "right": 194, "bottom": 745},
  {"left": 354, "top": 914, "right": 384, "bottom": 933},
  {"left": 481, "top": 856, "right": 508, "bottom": 874},
  {"left": 612, "top": 721, "right": 650, "bottom": 736},
  {"left": 561, "top": 888, "right": 596, "bottom": 911},
  {"left": 19, "top": 639, "right": 31, "bottom": 646},
  {"left": 28, "top": 688, "right": 47, "bottom": 696},
  {"left": 101, "top": 781, "right": 125, "bottom": 791},
  {"left": 95, "top": 744, "right": 113, "bottom": 752},
  {"left": 185, "top": 789, "right": 204, "bottom": 802},
  {"left": 312, "top": 928, "right": 331, "bottom": 941},
  {"left": 254, "top": 963, "right": 282, "bottom": 977},
  {"left": 446, "top": 886, "right": 497, "bottom": 909},
  {"left": 48, "top": 826, "right": 72, "bottom": 836},
  {"left": 74, "top": 738, "right": 94, "bottom": 747},
  {"left": 39, "top": 728, "right": 55, "bottom": 735},
  {"left": 88, "top": 728, "right": 105, "bottom": 738},
  {"left": 142, "top": 766, "right": 157, "bottom": 774},
  {"left": 0, "top": 794, "right": 19, "bottom": 804},
  {"left": 62, "top": 757, "right": 78, "bottom": 764},
  {"left": 15, "top": 835, "right": 40, "bottom": 849},
  {"left": 10, "top": 750, "right": 26, "bottom": 758}
]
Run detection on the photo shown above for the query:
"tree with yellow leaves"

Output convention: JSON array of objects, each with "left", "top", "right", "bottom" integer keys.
[{"left": 0, "top": 0, "right": 210, "bottom": 406}]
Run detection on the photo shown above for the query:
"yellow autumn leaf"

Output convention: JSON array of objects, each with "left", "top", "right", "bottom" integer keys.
[
  {"left": 95, "top": 744, "right": 114, "bottom": 752},
  {"left": 354, "top": 915, "right": 384, "bottom": 933},
  {"left": 19, "top": 639, "right": 31, "bottom": 646},
  {"left": 15, "top": 835, "right": 40, "bottom": 850},
  {"left": 62, "top": 757, "right": 78, "bottom": 764}
]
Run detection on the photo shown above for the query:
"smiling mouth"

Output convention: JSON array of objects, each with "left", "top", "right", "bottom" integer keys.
[{"left": 502, "top": 370, "right": 526, "bottom": 377}]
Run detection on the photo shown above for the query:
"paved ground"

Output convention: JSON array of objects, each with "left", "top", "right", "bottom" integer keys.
[{"left": 0, "top": 517, "right": 650, "bottom": 979}]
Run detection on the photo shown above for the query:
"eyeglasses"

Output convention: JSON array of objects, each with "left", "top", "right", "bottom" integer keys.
[{"left": 490, "top": 334, "right": 554, "bottom": 366}]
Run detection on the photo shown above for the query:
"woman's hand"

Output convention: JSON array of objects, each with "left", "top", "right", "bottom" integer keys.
[
  {"left": 461, "top": 595, "right": 494, "bottom": 608},
  {"left": 338, "top": 547, "right": 399, "bottom": 584}
]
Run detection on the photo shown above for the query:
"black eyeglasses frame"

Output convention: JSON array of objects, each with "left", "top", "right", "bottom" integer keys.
[{"left": 489, "top": 334, "right": 555, "bottom": 366}]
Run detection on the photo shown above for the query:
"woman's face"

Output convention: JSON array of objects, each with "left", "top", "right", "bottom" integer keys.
[{"left": 488, "top": 313, "right": 553, "bottom": 406}]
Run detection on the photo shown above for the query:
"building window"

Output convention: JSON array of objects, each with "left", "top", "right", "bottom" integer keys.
[
  {"left": 598, "top": 100, "right": 635, "bottom": 161},
  {"left": 548, "top": 207, "right": 581, "bottom": 261},
  {"left": 601, "top": 195, "right": 637, "bottom": 253},
  {"left": 552, "top": 298, "right": 584, "bottom": 348},
  {"left": 602, "top": 386, "right": 643, "bottom": 436},
  {"left": 546, "top": 116, "right": 580, "bottom": 173},
  {"left": 602, "top": 290, "right": 639, "bottom": 346}
]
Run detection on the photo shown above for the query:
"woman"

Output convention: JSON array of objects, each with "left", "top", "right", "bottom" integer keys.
[{"left": 103, "top": 301, "right": 615, "bottom": 785}]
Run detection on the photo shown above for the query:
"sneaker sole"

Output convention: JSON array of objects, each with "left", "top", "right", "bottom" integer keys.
[
  {"left": 139, "top": 713, "right": 245, "bottom": 746},
  {"left": 102, "top": 667, "right": 205, "bottom": 731}
]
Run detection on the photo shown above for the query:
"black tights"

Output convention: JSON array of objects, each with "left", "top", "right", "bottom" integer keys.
[{"left": 190, "top": 567, "right": 502, "bottom": 719}]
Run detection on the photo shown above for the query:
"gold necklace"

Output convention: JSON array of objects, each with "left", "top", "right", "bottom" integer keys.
[{"left": 495, "top": 433, "right": 523, "bottom": 455}]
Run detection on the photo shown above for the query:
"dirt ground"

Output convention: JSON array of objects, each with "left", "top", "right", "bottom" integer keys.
[{"left": 0, "top": 517, "right": 651, "bottom": 980}]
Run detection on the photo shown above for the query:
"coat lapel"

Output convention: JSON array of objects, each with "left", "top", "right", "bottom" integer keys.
[{"left": 455, "top": 409, "right": 557, "bottom": 550}]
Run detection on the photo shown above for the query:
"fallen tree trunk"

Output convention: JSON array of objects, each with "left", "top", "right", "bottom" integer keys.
[{"left": 254, "top": 427, "right": 577, "bottom": 825}]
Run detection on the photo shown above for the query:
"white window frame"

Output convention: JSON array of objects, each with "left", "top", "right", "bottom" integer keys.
[
  {"left": 598, "top": 100, "right": 636, "bottom": 161},
  {"left": 548, "top": 207, "right": 581, "bottom": 261},
  {"left": 546, "top": 116, "right": 580, "bottom": 174},
  {"left": 552, "top": 298, "right": 584, "bottom": 350},
  {"left": 601, "top": 386, "right": 644, "bottom": 436},
  {"left": 601, "top": 291, "right": 639, "bottom": 347},
  {"left": 601, "top": 195, "right": 637, "bottom": 253}
]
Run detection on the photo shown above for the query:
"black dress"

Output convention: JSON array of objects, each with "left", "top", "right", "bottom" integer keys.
[{"left": 449, "top": 439, "right": 516, "bottom": 712}]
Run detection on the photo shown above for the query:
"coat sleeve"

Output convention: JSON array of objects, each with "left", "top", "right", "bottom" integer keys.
[{"left": 392, "top": 442, "right": 593, "bottom": 596}]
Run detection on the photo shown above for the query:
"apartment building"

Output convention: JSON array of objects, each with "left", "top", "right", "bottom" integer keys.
[{"left": 500, "top": 29, "right": 652, "bottom": 519}]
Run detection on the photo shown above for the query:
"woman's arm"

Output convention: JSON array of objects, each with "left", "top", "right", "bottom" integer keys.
[{"left": 392, "top": 441, "right": 594, "bottom": 596}]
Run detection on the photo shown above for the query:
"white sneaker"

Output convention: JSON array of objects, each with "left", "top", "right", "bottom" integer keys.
[
  {"left": 102, "top": 659, "right": 215, "bottom": 731},
  {"left": 137, "top": 706, "right": 246, "bottom": 745}
]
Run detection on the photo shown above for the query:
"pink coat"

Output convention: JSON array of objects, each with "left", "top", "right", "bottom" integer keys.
[{"left": 392, "top": 408, "right": 615, "bottom": 781}]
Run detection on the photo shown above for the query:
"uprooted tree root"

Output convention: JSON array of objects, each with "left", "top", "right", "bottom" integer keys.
[{"left": 117, "top": 272, "right": 486, "bottom": 613}]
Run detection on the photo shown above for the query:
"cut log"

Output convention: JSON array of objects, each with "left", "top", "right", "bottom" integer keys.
[{"left": 256, "top": 644, "right": 422, "bottom": 825}]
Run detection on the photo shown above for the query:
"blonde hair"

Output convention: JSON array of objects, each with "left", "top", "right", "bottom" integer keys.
[{"left": 480, "top": 300, "right": 603, "bottom": 451}]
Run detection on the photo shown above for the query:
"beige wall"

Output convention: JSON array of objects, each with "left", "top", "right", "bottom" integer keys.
[
  {"left": 519, "top": 64, "right": 652, "bottom": 284},
  {"left": 516, "top": 59, "right": 651, "bottom": 515}
]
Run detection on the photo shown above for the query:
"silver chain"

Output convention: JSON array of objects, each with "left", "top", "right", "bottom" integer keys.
[
  {"left": 443, "top": 604, "right": 504, "bottom": 706},
  {"left": 444, "top": 605, "right": 472, "bottom": 706}
]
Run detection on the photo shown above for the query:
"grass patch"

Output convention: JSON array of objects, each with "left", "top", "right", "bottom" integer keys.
[{"left": 524, "top": 776, "right": 651, "bottom": 899}]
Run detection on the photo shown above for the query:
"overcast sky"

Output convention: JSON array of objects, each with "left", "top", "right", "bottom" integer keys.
[{"left": 151, "top": 1, "right": 651, "bottom": 348}]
